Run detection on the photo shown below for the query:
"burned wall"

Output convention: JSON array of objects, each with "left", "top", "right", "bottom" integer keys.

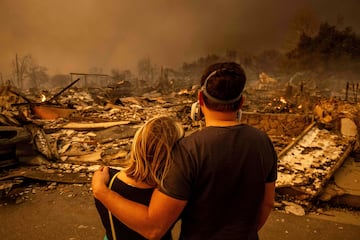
[{"left": 242, "top": 112, "right": 311, "bottom": 137}]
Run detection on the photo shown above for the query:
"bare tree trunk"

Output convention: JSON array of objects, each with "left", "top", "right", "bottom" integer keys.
[{"left": 16, "top": 53, "right": 20, "bottom": 88}]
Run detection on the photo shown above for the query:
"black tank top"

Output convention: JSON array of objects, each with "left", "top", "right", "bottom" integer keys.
[{"left": 94, "top": 168, "right": 173, "bottom": 240}]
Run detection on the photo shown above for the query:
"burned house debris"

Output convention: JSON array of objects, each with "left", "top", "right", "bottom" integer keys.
[{"left": 1, "top": 75, "right": 360, "bottom": 215}]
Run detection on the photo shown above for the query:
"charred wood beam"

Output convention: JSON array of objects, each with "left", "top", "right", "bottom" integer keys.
[
  {"left": 70, "top": 73, "right": 109, "bottom": 77},
  {"left": 11, "top": 78, "right": 80, "bottom": 107},
  {"left": 12, "top": 102, "right": 60, "bottom": 107},
  {"left": 8, "top": 88, "right": 33, "bottom": 103},
  {"left": 277, "top": 121, "right": 316, "bottom": 158},
  {"left": 46, "top": 78, "right": 80, "bottom": 103}
]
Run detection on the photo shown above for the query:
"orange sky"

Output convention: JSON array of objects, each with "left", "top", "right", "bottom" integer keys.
[{"left": 0, "top": 0, "right": 359, "bottom": 78}]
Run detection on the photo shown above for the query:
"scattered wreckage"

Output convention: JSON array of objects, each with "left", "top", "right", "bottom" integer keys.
[
  {"left": 1, "top": 81, "right": 359, "bottom": 215},
  {"left": 276, "top": 122, "right": 355, "bottom": 200}
]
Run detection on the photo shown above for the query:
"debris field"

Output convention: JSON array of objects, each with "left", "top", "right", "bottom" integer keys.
[{"left": 1, "top": 82, "right": 360, "bottom": 215}]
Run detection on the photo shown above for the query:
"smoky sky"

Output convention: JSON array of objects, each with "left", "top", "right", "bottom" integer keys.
[{"left": 0, "top": 0, "right": 359, "bottom": 76}]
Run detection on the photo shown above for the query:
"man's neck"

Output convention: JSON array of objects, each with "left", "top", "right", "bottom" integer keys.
[{"left": 203, "top": 108, "right": 240, "bottom": 127}]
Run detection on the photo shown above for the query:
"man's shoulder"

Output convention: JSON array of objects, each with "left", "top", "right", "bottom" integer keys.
[
  {"left": 182, "top": 124, "right": 264, "bottom": 138},
  {"left": 237, "top": 123, "right": 270, "bottom": 137}
]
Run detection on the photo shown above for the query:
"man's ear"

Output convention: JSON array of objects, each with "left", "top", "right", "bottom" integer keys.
[
  {"left": 198, "top": 91, "right": 205, "bottom": 106},
  {"left": 238, "top": 95, "right": 245, "bottom": 109}
]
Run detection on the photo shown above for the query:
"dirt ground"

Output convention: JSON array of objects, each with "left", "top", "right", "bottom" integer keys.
[{"left": 0, "top": 182, "right": 360, "bottom": 240}]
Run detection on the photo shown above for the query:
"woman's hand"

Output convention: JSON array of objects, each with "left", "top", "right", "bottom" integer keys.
[{"left": 91, "top": 166, "right": 110, "bottom": 198}]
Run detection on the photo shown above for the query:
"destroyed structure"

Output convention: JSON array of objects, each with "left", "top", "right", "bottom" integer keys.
[{"left": 1, "top": 74, "right": 360, "bottom": 216}]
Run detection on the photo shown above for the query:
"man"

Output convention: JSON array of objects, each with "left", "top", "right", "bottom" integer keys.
[{"left": 92, "top": 62, "right": 278, "bottom": 240}]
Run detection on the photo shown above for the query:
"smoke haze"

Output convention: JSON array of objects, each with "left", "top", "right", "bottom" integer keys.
[{"left": 0, "top": 0, "right": 359, "bottom": 75}]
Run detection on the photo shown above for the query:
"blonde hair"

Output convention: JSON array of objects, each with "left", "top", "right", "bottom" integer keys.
[{"left": 124, "top": 116, "right": 184, "bottom": 187}]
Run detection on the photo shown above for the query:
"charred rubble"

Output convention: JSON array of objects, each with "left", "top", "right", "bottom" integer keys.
[{"left": 1, "top": 76, "right": 360, "bottom": 216}]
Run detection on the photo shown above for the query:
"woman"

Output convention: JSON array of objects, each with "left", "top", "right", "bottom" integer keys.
[{"left": 94, "top": 116, "right": 184, "bottom": 240}]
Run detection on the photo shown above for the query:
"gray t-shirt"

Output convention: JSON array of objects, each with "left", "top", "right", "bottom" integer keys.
[{"left": 160, "top": 124, "right": 278, "bottom": 240}]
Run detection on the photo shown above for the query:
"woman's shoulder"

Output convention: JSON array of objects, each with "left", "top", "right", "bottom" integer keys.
[{"left": 108, "top": 167, "right": 121, "bottom": 178}]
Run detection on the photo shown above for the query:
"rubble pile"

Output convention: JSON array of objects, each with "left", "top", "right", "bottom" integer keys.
[
  {"left": 314, "top": 98, "right": 360, "bottom": 133},
  {"left": 2, "top": 87, "right": 196, "bottom": 158},
  {"left": 0, "top": 84, "right": 198, "bottom": 204},
  {"left": 1, "top": 83, "right": 360, "bottom": 213},
  {"left": 276, "top": 122, "right": 355, "bottom": 199}
]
